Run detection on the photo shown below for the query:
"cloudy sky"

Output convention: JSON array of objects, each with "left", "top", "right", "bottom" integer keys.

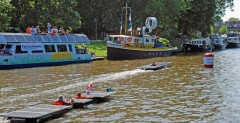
[{"left": 222, "top": 0, "right": 240, "bottom": 21}]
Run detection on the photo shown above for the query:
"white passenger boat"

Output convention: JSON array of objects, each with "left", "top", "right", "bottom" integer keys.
[
  {"left": 226, "top": 33, "right": 240, "bottom": 48},
  {"left": 0, "top": 33, "right": 92, "bottom": 69},
  {"left": 182, "top": 37, "right": 213, "bottom": 52}
]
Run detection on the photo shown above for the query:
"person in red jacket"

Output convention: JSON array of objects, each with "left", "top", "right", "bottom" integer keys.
[
  {"left": 26, "top": 26, "right": 31, "bottom": 34},
  {"left": 75, "top": 92, "right": 88, "bottom": 99},
  {"left": 53, "top": 96, "right": 74, "bottom": 105}
]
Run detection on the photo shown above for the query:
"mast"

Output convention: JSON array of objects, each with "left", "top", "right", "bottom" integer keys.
[
  {"left": 121, "top": 2, "right": 131, "bottom": 35},
  {"left": 125, "top": 2, "right": 128, "bottom": 35}
]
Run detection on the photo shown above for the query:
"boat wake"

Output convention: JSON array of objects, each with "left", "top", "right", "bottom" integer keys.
[{"left": 0, "top": 69, "right": 147, "bottom": 105}]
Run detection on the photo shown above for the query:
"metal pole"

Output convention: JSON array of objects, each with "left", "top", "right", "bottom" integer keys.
[
  {"left": 125, "top": 2, "right": 128, "bottom": 35},
  {"left": 95, "top": 19, "right": 97, "bottom": 40}
]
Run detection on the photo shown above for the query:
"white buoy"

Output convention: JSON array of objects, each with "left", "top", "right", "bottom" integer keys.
[{"left": 204, "top": 53, "right": 214, "bottom": 68}]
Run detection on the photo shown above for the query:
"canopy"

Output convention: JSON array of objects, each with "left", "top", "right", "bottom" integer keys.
[{"left": 0, "top": 33, "right": 90, "bottom": 44}]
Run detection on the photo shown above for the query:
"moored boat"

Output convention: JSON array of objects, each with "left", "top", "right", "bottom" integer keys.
[
  {"left": 107, "top": 2, "right": 177, "bottom": 60},
  {"left": 226, "top": 33, "right": 240, "bottom": 48},
  {"left": 182, "top": 37, "right": 213, "bottom": 52},
  {"left": 107, "top": 35, "right": 177, "bottom": 60},
  {"left": 207, "top": 34, "right": 227, "bottom": 50},
  {"left": 0, "top": 33, "right": 92, "bottom": 69}
]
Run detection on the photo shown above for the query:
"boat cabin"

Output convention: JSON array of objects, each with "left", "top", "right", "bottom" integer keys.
[
  {"left": 185, "top": 38, "right": 211, "bottom": 46},
  {"left": 107, "top": 35, "right": 158, "bottom": 48},
  {"left": 227, "top": 33, "right": 240, "bottom": 44},
  {"left": 207, "top": 34, "right": 226, "bottom": 45}
]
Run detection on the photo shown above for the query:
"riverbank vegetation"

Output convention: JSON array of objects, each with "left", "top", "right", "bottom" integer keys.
[
  {"left": 86, "top": 41, "right": 107, "bottom": 57},
  {"left": 0, "top": 0, "right": 234, "bottom": 40}
]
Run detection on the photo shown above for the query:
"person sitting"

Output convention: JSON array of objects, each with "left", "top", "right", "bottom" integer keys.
[
  {"left": 50, "top": 28, "right": 56, "bottom": 35},
  {"left": 151, "top": 62, "right": 156, "bottom": 66},
  {"left": 75, "top": 92, "right": 88, "bottom": 99},
  {"left": 59, "top": 28, "right": 66, "bottom": 35},
  {"left": 53, "top": 96, "right": 74, "bottom": 105},
  {"left": 106, "top": 87, "right": 113, "bottom": 92}
]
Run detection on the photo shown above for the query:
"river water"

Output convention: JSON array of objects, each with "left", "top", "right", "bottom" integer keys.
[{"left": 1, "top": 49, "right": 240, "bottom": 122}]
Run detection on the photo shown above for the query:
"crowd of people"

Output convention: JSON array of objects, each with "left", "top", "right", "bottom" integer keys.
[{"left": 26, "top": 23, "right": 69, "bottom": 35}]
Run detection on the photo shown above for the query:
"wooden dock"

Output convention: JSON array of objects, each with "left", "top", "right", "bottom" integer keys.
[
  {"left": 137, "top": 62, "right": 172, "bottom": 70},
  {"left": 0, "top": 115, "right": 10, "bottom": 123},
  {"left": 3, "top": 104, "right": 71, "bottom": 123},
  {"left": 72, "top": 99, "right": 93, "bottom": 108},
  {"left": 2, "top": 92, "right": 116, "bottom": 122},
  {"left": 81, "top": 92, "right": 116, "bottom": 102}
]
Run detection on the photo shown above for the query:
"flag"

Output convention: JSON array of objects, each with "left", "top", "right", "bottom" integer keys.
[
  {"left": 128, "top": 9, "right": 132, "bottom": 31},
  {"left": 120, "top": 12, "right": 123, "bottom": 34}
]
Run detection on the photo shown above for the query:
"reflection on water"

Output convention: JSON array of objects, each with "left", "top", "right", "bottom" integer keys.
[{"left": 1, "top": 49, "right": 240, "bottom": 122}]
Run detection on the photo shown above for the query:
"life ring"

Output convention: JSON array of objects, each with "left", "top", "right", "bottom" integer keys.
[{"left": 127, "top": 37, "right": 132, "bottom": 42}]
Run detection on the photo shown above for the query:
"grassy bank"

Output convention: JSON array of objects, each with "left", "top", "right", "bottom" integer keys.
[{"left": 86, "top": 40, "right": 107, "bottom": 57}]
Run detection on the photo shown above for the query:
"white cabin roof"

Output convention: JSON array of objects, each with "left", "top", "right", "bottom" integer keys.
[{"left": 0, "top": 33, "right": 90, "bottom": 44}]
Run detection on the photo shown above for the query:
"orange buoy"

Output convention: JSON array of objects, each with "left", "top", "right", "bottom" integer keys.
[{"left": 204, "top": 52, "right": 214, "bottom": 68}]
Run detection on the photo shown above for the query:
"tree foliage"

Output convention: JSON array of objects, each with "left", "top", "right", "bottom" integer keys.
[
  {"left": 0, "top": 0, "right": 12, "bottom": 31},
  {"left": 10, "top": 0, "right": 80, "bottom": 32},
  {"left": 228, "top": 17, "right": 240, "bottom": 21},
  {"left": 219, "top": 25, "right": 227, "bottom": 34},
  {"left": 4, "top": 0, "right": 235, "bottom": 38}
]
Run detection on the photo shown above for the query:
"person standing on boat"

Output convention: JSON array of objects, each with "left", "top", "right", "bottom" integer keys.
[
  {"left": 86, "top": 82, "right": 93, "bottom": 96},
  {"left": 30, "top": 26, "right": 36, "bottom": 35},
  {"left": 35, "top": 25, "right": 41, "bottom": 34},
  {"left": 47, "top": 23, "right": 52, "bottom": 33},
  {"left": 26, "top": 26, "right": 31, "bottom": 34}
]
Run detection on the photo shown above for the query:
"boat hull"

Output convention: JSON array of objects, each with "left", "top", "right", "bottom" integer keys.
[
  {"left": 137, "top": 62, "right": 171, "bottom": 70},
  {"left": 183, "top": 44, "right": 212, "bottom": 52},
  {"left": 0, "top": 60, "right": 91, "bottom": 69},
  {"left": 213, "top": 44, "right": 226, "bottom": 50},
  {"left": 226, "top": 42, "right": 240, "bottom": 48},
  {"left": 107, "top": 47, "right": 175, "bottom": 60}
]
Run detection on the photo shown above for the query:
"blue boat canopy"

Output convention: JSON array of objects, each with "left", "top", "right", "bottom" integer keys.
[{"left": 0, "top": 33, "right": 90, "bottom": 44}]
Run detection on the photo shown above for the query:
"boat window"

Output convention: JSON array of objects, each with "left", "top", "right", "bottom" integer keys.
[
  {"left": 32, "top": 50, "right": 43, "bottom": 53},
  {"left": 57, "top": 45, "right": 67, "bottom": 52},
  {"left": 153, "top": 39, "right": 156, "bottom": 43},
  {"left": 68, "top": 44, "right": 73, "bottom": 52},
  {"left": 146, "top": 38, "right": 149, "bottom": 42},
  {"left": 15, "top": 45, "right": 28, "bottom": 54},
  {"left": 0, "top": 44, "right": 4, "bottom": 54},
  {"left": 1, "top": 44, "right": 12, "bottom": 55},
  {"left": 109, "top": 37, "right": 113, "bottom": 41},
  {"left": 45, "top": 45, "right": 56, "bottom": 52},
  {"left": 113, "top": 37, "right": 118, "bottom": 43}
]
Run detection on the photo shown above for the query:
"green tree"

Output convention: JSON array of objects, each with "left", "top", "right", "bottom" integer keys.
[
  {"left": 219, "top": 25, "right": 227, "bottom": 34},
  {"left": 0, "top": 0, "right": 12, "bottom": 31},
  {"left": 228, "top": 17, "right": 240, "bottom": 21},
  {"left": 10, "top": 0, "right": 80, "bottom": 32},
  {"left": 210, "top": 26, "right": 214, "bottom": 34},
  {"left": 177, "top": 0, "right": 233, "bottom": 37},
  {"left": 146, "top": 0, "right": 182, "bottom": 37}
]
